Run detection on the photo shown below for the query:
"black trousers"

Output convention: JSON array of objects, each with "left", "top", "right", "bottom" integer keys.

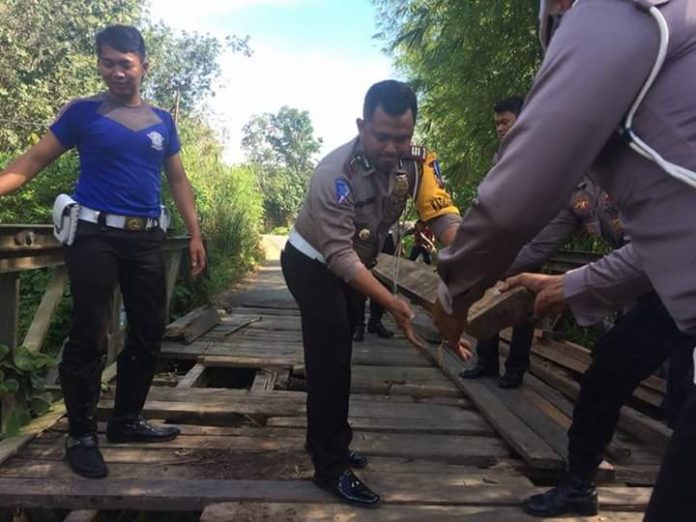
[
  {"left": 355, "top": 235, "right": 396, "bottom": 328},
  {"left": 475, "top": 322, "right": 535, "bottom": 374},
  {"left": 408, "top": 245, "right": 432, "bottom": 265},
  {"left": 567, "top": 292, "right": 694, "bottom": 480},
  {"left": 62, "top": 221, "right": 166, "bottom": 436},
  {"left": 280, "top": 243, "right": 362, "bottom": 479},
  {"left": 645, "top": 381, "right": 696, "bottom": 522}
]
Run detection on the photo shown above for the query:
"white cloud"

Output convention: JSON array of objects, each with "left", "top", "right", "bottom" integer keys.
[{"left": 203, "top": 43, "right": 393, "bottom": 164}]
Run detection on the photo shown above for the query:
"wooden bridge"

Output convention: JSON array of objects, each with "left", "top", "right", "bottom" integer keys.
[{"left": 0, "top": 232, "right": 663, "bottom": 520}]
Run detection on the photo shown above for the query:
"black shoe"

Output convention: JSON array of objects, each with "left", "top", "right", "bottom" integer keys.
[
  {"left": 367, "top": 321, "right": 393, "bottom": 339},
  {"left": 348, "top": 451, "right": 368, "bottom": 469},
  {"left": 459, "top": 363, "right": 498, "bottom": 379},
  {"left": 65, "top": 434, "right": 108, "bottom": 479},
  {"left": 353, "top": 324, "right": 365, "bottom": 342},
  {"left": 522, "top": 476, "right": 599, "bottom": 517},
  {"left": 499, "top": 369, "right": 525, "bottom": 389},
  {"left": 314, "top": 469, "right": 381, "bottom": 508},
  {"left": 106, "top": 416, "right": 181, "bottom": 443}
]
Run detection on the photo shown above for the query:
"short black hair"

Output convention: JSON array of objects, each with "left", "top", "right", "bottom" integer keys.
[
  {"left": 96, "top": 25, "right": 146, "bottom": 61},
  {"left": 494, "top": 96, "right": 524, "bottom": 117},
  {"left": 363, "top": 80, "right": 418, "bottom": 122}
]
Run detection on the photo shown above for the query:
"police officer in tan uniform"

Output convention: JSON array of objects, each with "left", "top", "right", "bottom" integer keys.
[
  {"left": 433, "top": 1, "right": 696, "bottom": 519},
  {"left": 281, "top": 80, "right": 461, "bottom": 507},
  {"left": 463, "top": 176, "right": 625, "bottom": 388}
]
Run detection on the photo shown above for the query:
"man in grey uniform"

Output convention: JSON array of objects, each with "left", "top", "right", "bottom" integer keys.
[
  {"left": 433, "top": 0, "right": 696, "bottom": 519},
  {"left": 281, "top": 80, "right": 461, "bottom": 507},
  {"left": 463, "top": 176, "right": 624, "bottom": 388}
]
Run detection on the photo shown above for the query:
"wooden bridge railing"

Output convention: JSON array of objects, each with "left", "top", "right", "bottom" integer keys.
[{"left": 0, "top": 224, "right": 190, "bottom": 432}]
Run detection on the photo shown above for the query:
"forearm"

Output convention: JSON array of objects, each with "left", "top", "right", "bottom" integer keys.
[
  {"left": 0, "top": 155, "right": 44, "bottom": 196},
  {"left": 169, "top": 177, "right": 202, "bottom": 238},
  {"left": 563, "top": 243, "right": 653, "bottom": 325},
  {"left": 349, "top": 267, "right": 398, "bottom": 310}
]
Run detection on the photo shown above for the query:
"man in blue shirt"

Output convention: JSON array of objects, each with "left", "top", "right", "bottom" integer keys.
[{"left": 0, "top": 25, "right": 206, "bottom": 479}]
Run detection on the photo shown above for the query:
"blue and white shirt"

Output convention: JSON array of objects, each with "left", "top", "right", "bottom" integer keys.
[{"left": 50, "top": 93, "right": 181, "bottom": 218}]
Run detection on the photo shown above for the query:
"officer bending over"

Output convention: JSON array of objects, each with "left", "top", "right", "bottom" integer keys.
[{"left": 281, "top": 80, "right": 462, "bottom": 507}]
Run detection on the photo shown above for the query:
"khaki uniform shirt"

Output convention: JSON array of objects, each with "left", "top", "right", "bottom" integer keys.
[
  {"left": 437, "top": 0, "right": 696, "bottom": 334},
  {"left": 508, "top": 177, "right": 624, "bottom": 275},
  {"left": 294, "top": 137, "right": 460, "bottom": 282}
]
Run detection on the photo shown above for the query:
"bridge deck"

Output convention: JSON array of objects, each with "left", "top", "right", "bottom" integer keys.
[{"left": 0, "top": 239, "right": 654, "bottom": 520}]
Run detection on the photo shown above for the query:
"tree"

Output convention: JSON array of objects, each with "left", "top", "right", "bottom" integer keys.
[
  {"left": 143, "top": 25, "right": 251, "bottom": 118},
  {"left": 0, "top": 0, "right": 143, "bottom": 151},
  {"left": 241, "top": 107, "right": 322, "bottom": 228},
  {"left": 374, "top": 0, "right": 541, "bottom": 207}
]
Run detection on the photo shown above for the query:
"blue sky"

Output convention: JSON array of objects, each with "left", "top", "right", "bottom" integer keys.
[{"left": 149, "top": 0, "right": 396, "bottom": 163}]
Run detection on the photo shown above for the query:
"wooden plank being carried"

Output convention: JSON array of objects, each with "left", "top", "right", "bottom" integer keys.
[
  {"left": 0, "top": 477, "right": 652, "bottom": 512},
  {"left": 165, "top": 306, "right": 219, "bottom": 344},
  {"left": 373, "top": 255, "right": 533, "bottom": 339}
]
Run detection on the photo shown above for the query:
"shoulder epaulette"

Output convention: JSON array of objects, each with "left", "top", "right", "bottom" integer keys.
[{"left": 408, "top": 145, "right": 428, "bottom": 161}]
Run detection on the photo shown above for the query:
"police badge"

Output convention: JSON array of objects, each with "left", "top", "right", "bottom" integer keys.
[{"left": 393, "top": 174, "right": 409, "bottom": 197}]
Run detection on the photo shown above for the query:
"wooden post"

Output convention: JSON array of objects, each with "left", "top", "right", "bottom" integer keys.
[
  {"left": 22, "top": 266, "right": 68, "bottom": 353},
  {"left": 106, "top": 288, "right": 124, "bottom": 366},
  {"left": 0, "top": 272, "right": 20, "bottom": 432},
  {"left": 165, "top": 249, "right": 183, "bottom": 321}
]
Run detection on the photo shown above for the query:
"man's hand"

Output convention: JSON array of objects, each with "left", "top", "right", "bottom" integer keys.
[
  {"left": 189, "top": 236, "right": 207, "bottom": 276},
  {"left": 387, "top": 297, "right": 424, "bottom": 348},
  {"left": 501, "top": 273, "right": 566, "bottom": 318},
  {"left": 432, "top": 300, "right": 471, "bottom": 359}
]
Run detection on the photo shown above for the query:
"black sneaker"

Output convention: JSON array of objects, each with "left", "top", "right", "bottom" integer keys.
[
  {"left": 106, "top": 416, "right": 181, "bottom": 443},
  {"left": 523, "top": 476, "right": 599, "bottom": 517},
  {"left": 65, "top": 434, "right": 108, "bottom": 479}
]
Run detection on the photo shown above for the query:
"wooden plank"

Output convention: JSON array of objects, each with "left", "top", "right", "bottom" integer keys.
[
  {"left": 0, "top": 477, "right": 652, "bottom": 512},
  {"left": 251, "top": 369, "right": 278, "bottom": 392},
  {"left": 0, "top": 272, "right": 19, "bottom": 432},
  {"left": 267, "top": 410, "right": 495, "bottom": 436},
  {"left": 63, "top": 510, "right": 98, "bottom": 522},
  {"left": 528, "top": 355, "right": 672, "bottom": 453},
  {"left": 165, "top": 306, "right": 219, "bottom": 344},
  {"left": 0, "top": 403, "right": 66, "bottom": 466},
  {"left": 165, "top": 249, "right": 183, "bottom": 320},
  {"left": 22, "top": 266, "right": 68, "bottom": 353},
  {"left": 176, "top": 362, "right": 207, "bottom": 388},
  {"left": 479, "top": 379, "right": 568, "bottom": 461},
  {"left": 118, "top": 388, "right": 473, "bottom": 420},
  {"left": 523, "top": 372, "right": 632, "bottom": 462},
  {"left": 201, "top": 502, "right": 647, "bottom": 522},
  {"left": 409, "top": 340, "right": 564, "bottom": 470}
]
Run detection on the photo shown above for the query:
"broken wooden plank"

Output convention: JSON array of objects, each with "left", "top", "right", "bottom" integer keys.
[
  {"left": 165, "top": 306, "right": 219, "bottom": 344},
  {"left": 176, "top": 363, "right": 208, "bottom": 388}
]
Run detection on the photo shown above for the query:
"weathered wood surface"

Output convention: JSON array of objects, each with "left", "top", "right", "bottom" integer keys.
[
  {"left": 0, "top": 477, "right": 652, "bottom": 512},
  {"left": 164, "top": 305, "right": 219, "bottom": 344},
  {"left": 0, "top": 247, "right": 657, "bottom": 517},
  {"left": 201, "top": 502, "right": 648, "bottom": 522}
]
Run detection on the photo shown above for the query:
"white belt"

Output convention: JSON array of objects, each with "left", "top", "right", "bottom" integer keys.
[
  {"left": 288, "top": 229, "right": 325, "bottom": 263},
  {"left": 78, "top": 206, "right": 159, "bottom": 231}
]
